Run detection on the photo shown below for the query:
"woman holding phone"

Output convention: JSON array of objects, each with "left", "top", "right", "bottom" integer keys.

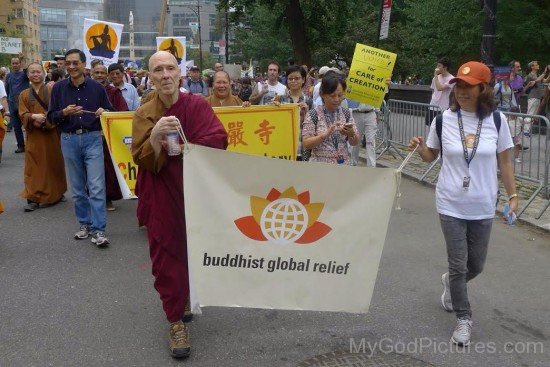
[
  {"left": 408, "top": 61, "right": 517, "bottom": 347},
  {"left": 302, "top": 73, "right": 358, "bottom": 164}
]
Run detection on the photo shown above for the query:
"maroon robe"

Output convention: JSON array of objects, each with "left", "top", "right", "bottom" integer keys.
[
  {"left": 132, "top": 92, "right": 227, "bottom": 322},
  {"left": 102, "top": 85, "right": 128, "bottom": 201}
]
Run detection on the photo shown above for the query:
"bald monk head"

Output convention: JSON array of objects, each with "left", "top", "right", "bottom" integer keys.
[{"left": 149, "top": 51, "right": 181, "bottom": 103}]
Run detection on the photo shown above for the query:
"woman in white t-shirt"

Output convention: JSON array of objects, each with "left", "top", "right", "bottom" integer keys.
[{"left": 408, "top": 61, "right": 517, "bottom": 347}]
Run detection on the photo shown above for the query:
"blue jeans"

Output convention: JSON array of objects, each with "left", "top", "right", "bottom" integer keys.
[
  {"left": 439, "top": 214, "right": 493, "bottom": 319},
  {"left": 8, "top": 104, "right": 25, "bottom": 148},
  {"left": 61, "top": 131, "right": 106, "bottom": 233}
]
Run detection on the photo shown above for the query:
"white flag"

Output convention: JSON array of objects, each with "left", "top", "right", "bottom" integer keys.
[
  {"left": 82, "top": 19, "right": 124, "bottom": 68},
  {"left": 156, "top": 37, "right": 187, "bottom": 76},
  {"left": 184, "top": 145, "right": 397, "bottom": 313}
]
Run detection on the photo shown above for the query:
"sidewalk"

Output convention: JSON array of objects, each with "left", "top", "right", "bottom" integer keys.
[{"left": 363, "top": 145, "right": 550, "bottom": 231}]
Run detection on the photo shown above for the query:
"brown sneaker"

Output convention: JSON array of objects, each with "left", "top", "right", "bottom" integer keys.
[
  {"left": 169, "top": 320, "right": 190, "bottom": 358},
  {"left": 183, "top": 299, "right": 193, "bottom": 323}
]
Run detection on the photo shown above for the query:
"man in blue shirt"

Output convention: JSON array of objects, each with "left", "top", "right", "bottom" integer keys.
[
  {"left": 5, "top": 54, "right": 29, "bottom": 153},
  {"left": 48, "top": 49, "right": 113, "bottom": 247},
  {"left": 108, "top": 63, "right": 140, "bottom": 110},
  {"left": 184, "top": 66, "right": 208, "bottom": 96}
]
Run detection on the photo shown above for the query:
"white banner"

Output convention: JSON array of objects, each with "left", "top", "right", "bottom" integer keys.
[
  {"left": 379, "top": 0, "right": 393, "bottom": 40},
  {"left": 156, "top": 37, "right": 187, "bottom": 76},
  {"left": 82, "top": 19, "right": 124, "bottom": 68},
  {"left": 0, "top": 37, "right": 22, "bottom": 54},
  {"left": 184, "top": 145, "right": 397, "bottom": 313}
]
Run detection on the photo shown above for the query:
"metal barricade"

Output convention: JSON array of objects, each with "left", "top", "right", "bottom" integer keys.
[
  {"left": 500, "top": 111, "right": 549, "bottom": 218},
  {"left": 377, "top": 100, "right": 549, "bottom": 219},
  {"left": 381, "top": 100, "right": 442, "bottom": 180}
]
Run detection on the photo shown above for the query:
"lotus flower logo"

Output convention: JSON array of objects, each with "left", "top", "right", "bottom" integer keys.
[{"left": 235, "top": 187, "right": 331, "bottom": 245}]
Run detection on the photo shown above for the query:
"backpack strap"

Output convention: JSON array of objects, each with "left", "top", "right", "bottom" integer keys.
[
  {"left": 436, "top": 113, "right": 443, "bottom": 157},
  {"left": 493, "top": 111, "right": 501, "bottom": 133}
]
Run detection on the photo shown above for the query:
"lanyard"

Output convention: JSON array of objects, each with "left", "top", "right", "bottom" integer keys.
[
  {"left": 323, "top": 107, "right": 342, "bottom": 150},
  {"left": 456, "top": 109, "right": 483, "bottom": 169}
]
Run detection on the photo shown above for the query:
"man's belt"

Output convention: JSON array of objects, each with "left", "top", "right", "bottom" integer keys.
[{"left": 68, "top": 128, "right": 100, "bottom": 135}]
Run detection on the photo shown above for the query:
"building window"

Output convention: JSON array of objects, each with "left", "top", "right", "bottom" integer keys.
[{"left": 40, "top": 8, "right": 66, "bottom": 23}]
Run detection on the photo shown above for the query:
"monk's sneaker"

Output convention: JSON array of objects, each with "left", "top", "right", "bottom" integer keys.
[{"left": 169, "top": 320, "right": 190, "bottom": 358}]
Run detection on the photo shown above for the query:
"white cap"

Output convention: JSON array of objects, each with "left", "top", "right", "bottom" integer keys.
[{"left": 318, "top": 66, "right": 330, "bottom": 76}]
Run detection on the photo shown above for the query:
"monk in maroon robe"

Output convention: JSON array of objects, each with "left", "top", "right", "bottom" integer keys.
[
  {"left": 92, "top": 63, "right": 125, "bottom": 209},
  {"left": 131, "top": 51, "right": 227, "bottom": 358}
]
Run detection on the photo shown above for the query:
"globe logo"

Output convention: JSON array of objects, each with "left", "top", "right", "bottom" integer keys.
[
  {"left": 235, "top": 187, "right": 332, "bottom": 245},
  {"left": 260, "top": 198, "right": 309, "bottom": 245}
]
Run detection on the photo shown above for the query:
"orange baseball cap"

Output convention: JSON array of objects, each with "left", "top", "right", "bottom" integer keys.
[{"left": 450, "top": 61, "right": 491, "bottom": 85}]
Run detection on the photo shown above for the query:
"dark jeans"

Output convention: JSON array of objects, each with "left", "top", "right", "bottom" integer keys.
[
  {"left": 9, "top": 107, "right": 25, "bottom": 148},
  {"left": 439, "top": 214, "right": 493, "bottom": 319}
]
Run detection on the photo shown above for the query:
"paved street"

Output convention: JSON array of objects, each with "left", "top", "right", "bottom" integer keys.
[{"left": 0, "top": 135, "right": 549, "bottom": 367}]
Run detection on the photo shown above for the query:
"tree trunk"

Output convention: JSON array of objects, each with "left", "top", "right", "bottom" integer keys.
[{"left": 284, "top": 0, "right": 311, "bottom": 66}]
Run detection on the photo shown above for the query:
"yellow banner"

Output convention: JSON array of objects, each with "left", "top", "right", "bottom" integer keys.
[
  {"left": 101, "top": 105, "right": 299, "bottom": 198},
  {"left": 214, "top": 105, "right": 299, "bottom": 160},
  {"left": 101, "top": 112, "right": 137, "bottom": 198},
  {"left": 346, "top": 43, "right": 397, "bottom": 107}
]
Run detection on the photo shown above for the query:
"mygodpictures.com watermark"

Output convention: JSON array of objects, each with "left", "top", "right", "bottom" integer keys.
[{"left": 350, "top": 338, "right": 544, "bottom": 356}]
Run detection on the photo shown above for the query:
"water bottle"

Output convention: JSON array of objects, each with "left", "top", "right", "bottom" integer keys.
[
  {"left": 166, "top": 132, "right": 181, "bottom": 156},
  {"left": 523, "top": 122, "right": 531, "bottom": 137},
  {"left": 502, "top": 204, "right": 517, "bottom": 225}
]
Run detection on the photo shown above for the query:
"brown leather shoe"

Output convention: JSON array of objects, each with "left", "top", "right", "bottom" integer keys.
[
  {"left": 183, "top": 299, "right": 193, "bottom": 323},
  {"left": 169, "top": 321, "right": 190, "bottom": 358}
]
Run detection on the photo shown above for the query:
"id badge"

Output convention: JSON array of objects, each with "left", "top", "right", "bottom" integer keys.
[{"left": 463, "top": 176, "right": 471, "bottom": 191}]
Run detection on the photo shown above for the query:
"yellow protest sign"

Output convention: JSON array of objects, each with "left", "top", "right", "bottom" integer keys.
[
  {"left": 101, "top": 112, "right": 137, "bottom": 198},
  {"left": 214, "top": 105, "right": 299, "bottom": 160},
  {"left": 346, "top": 43, "right": 397, "bottom": 107},
  {"left": 100, "top": 105, "right": 299, "bottom": 198}
]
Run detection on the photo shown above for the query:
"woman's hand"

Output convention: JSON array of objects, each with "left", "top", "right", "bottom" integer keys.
[
  {"left": 340, "top": 124, "right": 355, "bottom": 138},
  {"left": 242, "top": 101, "right": 251, "bottom": 107},
  {"left": 408, "top": 136, "right": 425, "bottom": 151},
  {"left": 298, "top": 102, "right": 308, "bottom": 113},
  {"left": 322, "top": 124, "right": 336, "bottom": 139}
]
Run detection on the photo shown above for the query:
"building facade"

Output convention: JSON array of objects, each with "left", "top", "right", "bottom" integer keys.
[
  {"left": 166, "top": 0, "right": 221, "bottom": 57},
  {"left": 0, "top": 0, "right": 41, "bottom": 62},
  {"left": 39, "top": 0, "right": 104, "bottom": 61}
]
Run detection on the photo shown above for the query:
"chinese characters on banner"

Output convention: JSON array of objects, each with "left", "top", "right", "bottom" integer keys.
[
  {"left": 214, "top": 105, "right": 300, "bottom": 160},
  {"left": 346, "top": 43, "right": 397, "bottom": 107}
]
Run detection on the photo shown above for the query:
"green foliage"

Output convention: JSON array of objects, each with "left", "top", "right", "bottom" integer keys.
[
  {"left": 229, "top": 3, "right": 293, "bottom": 67},
  {"left": 495, "top": 0, "right": 550, "bottom": 67},
  {"left": 222, "top": 0, "right": 549, "bottom": 80}
]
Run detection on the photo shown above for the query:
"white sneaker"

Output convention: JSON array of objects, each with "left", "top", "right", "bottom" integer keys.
[
  {"left": 441, "top": 272, "right": 453, "bottom": 312},
  {"left": 451, "top": 317, "right": 472, "bottom": 346},
  {"left": 91, "top": 232, "right": 110, "bottom": 247}
]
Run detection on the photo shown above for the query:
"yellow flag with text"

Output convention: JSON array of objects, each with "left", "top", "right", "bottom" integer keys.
[{"left": 346, "top": 43, "right": 397, "bottom": 107}]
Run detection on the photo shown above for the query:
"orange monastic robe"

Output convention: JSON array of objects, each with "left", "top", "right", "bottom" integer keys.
[{"left": 18, "top": 85, "right": 66, "bottom": 204}]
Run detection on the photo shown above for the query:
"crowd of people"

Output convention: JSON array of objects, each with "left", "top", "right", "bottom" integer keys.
[{"left": 0, "top": 48, "right": 548, "bottom": 358}]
